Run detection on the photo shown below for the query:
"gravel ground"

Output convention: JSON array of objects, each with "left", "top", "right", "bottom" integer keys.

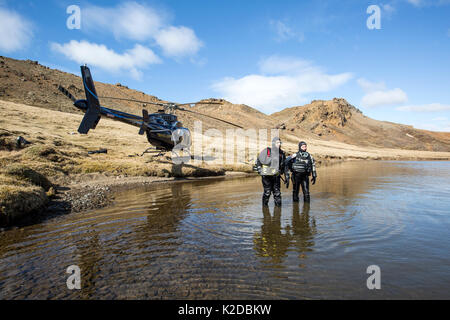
[{"left": 45, "top": 172, "right": 253, "bottom": 217}]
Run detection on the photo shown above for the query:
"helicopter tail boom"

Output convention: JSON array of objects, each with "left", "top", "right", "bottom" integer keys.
[{"left": 78, "top": 66, "right": 101, "bottom": 134}]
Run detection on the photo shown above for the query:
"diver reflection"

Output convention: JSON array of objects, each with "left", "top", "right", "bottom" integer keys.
[
  {"left": 253, "top": 206, "right": 290, "bottom": 266},
  {"left": 290, "top": 202, "right": 317, "bottom": 259},
  {"left": 134, "top": 183, "right": 191, "bottom": 248}
]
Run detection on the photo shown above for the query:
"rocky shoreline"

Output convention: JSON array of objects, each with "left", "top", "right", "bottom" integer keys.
[
  {"left": 3, "top": 157, "right": 450, "bottom": 229},
  {"left": 6, "top": 172, "right": 253, "bottom": 228}
]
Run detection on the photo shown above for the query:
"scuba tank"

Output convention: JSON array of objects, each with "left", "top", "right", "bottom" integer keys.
[
  {"left": 257, "top": 147, "right": 280, "bottom": 176},
  {"left": 291, "top": 151, "right": 312, "bottom": 174}
]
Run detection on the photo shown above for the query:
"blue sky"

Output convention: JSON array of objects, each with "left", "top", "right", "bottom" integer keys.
[{"left": 0, "top": 0, "right": 449, "bottom": 131}]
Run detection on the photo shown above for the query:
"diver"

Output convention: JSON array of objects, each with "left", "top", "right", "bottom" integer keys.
[
  {"left": 254, "top": 137, "right": 287, "bottom": 207},
  {"left": 285, "top": 141, "right": 317, "bottom": 202}
]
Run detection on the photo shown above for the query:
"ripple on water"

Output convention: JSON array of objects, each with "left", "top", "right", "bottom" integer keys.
[{"left": 1, "top": 161, "right": 449, "bottom": 299}]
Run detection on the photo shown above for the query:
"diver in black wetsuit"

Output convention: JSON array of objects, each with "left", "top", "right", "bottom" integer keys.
[
  {"left": 285, "top": 141, "right": 317, "bottom": 202},
  {"left": 254, "top": 137, "right": 287, "bottom": 207}
]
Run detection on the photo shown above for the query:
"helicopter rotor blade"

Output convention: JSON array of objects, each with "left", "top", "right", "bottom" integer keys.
[
  {"left": 178, "top": 108, "right": 243, "bottom": 129},
  {"left": 177, "top": 101, "right": 224, "bottom": 107},
  {"left": 99, "top": 96, "right": 224, "bottom": 108},
  {"left": 98, "top": 96, "right": 167, "bottom": 107},
  {"left": 58, "top": 85, "right": 77, "bottom": 102},
  {"left": 98, "top": 95, "right": 241, "bottom": 128}
]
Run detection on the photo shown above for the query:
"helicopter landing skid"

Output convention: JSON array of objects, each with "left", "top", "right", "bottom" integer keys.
[{"left": 141, "top": 147, "right": 165, "bottom": 157}]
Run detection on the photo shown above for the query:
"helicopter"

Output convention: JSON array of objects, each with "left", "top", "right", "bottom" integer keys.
[{"left": 58, "top": 65, "right": 243, "bottom": 156}]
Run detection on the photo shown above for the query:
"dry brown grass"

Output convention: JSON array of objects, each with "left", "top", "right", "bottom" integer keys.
[
  {"left": 0, "top": 184, "right": 47, "bottom": 224},
  {"left": 0, "top": 100, "right": 247, "bottom": 223},
  {"left": 1, "top": 99, "right": 449, "bottom": 223},
  {"left": 0, "top": 164, "right": 51, "bottom": 224}
]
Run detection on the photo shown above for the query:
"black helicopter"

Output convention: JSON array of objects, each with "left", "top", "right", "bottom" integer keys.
[{"left": 58, "top": 65, "right": 242, "bottom": 155}]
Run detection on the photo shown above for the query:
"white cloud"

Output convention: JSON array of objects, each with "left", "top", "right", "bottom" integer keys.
[
  {"left": 212, "top": 55, "right": 353, "bottom": 113},
  {"left": 258, "top": 56, "right": 312, "bottom": 74},
  {"left": 407, "top": 0, "right": 422, "bottom": 6},
  {"left": 361, "top": 89, "right": 408, "bottom": 107},
  {"left": 82, "top": 2, "right": 202, "bottom": 58},
  {"left": 432, "top": 116, "right": 448, "bottom": 121},
  {"left": 358, "top": 78, "right": 408, "bottom": 107},
  {"left": 405, "top": 0, "right": 450, "bottom": 6},
  {"left": 0, "top": 7, "right": 33, "bottom": 52},
  {"left": 155, "top": 26, "right": 203, "bottom": 58},
  {"left": 270, "top": 20, "right": 305, "bottom": 42},
  {"left": 357, "top": 78, "right": 387, "bottom": 92},
  {"left": 51, "top": 40, "right": 161, "bottom": 80},
  {"left": 83, "top": 2, "right": 165, "bottom": 41},
  {"left": 396, "top": 103, "right": 450, "bottom": 112},
  {"left": 382, "top": 3, "right": 396, "bottom": 16}
]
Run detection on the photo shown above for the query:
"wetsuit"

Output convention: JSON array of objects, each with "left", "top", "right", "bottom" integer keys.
[
  {"left": 256, "top": 147, "right": 286, "bottom": 207},
  {"left": 286, "top": 151, "right": 316, "bottom": 202}
]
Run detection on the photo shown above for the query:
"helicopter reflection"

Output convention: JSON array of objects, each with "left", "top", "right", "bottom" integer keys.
[
  {"left": 253, "top": 203, "right": 317, "bottom": 267},
  {"left": 133, "top": 183, "right": 192, "bottom": 249},
  {"left": 73, "top": 229, "right": 103, "bottom": 299}
]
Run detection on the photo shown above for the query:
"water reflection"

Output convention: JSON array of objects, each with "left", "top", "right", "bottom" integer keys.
[
  {"left": 0, "top": 161, "right": 449, "bottom": 299},
  {"left": 253, "top": 203, "right": 318, "bottom": 267},
  {"left": 290, "top": 203, "right": 317, "bottom": 259},
  {"left": 133, "top": 183, "right": 191, "bottom": 246},
  {"left": 253, "top": 206, "right": 290, "bottom": 266},
  {"left": 75, "top": 231, "right": 102, "bottom": 299}
]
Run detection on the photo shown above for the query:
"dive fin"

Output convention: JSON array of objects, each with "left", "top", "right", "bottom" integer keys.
[{"left": 78, "top": 66, "right": 101, "bottom": 134}]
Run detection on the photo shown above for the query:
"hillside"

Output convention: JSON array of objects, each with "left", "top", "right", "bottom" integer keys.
[
  {"left": 1, "top": 56, "right": 449, "bottom": 152},
  {"left": 1, "top": 56, "right": 450, "bottom": 225},
  {"left": 193, "top": 98, "right": 275, "bottom": 129},
  {"left": 0, "top": 56, "right": 269, "bottom": 132},
  {"left": 272, "top": 98, "right": 450, "bottom": 152}
]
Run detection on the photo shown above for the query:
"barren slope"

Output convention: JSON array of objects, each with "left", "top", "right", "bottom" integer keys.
[
  {"left": 1, "top": 56, "right": 449, "bottom": 152},
  {"left": 272, "top": 98, "right": 450, "bottom": 152},
  {"left": 0, "top": 56, "right": 269, "bottom": 132}
]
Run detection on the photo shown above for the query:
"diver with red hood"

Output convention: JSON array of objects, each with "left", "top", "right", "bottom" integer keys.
[{"left": 254, "top": 137, "right": 287, "bottom": 207}]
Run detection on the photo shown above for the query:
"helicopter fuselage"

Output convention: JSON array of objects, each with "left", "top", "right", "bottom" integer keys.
[
  {"left": 59, "top": 65, "right": 238, "bottom": 154},
  {"left": 72, "top": 98, "right": 187, "bottom": 151},
  {"left": 62, "top": 65, "right": 191, "bottom": 152}
]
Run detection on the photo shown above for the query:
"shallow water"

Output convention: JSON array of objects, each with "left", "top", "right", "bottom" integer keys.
[{"left": 0, "top": 161, "right": 449, "bottom": 299}]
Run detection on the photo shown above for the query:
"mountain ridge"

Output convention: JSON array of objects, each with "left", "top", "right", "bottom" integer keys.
[{"left": 0, "top": 56, "right": 449, "bottom": 152}]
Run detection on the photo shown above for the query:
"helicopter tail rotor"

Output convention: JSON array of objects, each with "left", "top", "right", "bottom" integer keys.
[
  {"left": 78, "top": 65, "right": 101, "bottom": 134},
  {"left": 139, "top": 109, "right": 149, "bottom": 135}
]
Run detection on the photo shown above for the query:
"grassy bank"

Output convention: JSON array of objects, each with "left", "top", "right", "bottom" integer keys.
[
  {"left": 0, "top": 101, "right": 253, "bottom": 225},
  {"left": 1, "top": 100, "right": 450, "bottom": 225}
]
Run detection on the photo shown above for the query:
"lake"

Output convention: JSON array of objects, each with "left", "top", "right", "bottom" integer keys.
[{"left": 0, "top": 161, "right": 449, "bottom": 299}]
